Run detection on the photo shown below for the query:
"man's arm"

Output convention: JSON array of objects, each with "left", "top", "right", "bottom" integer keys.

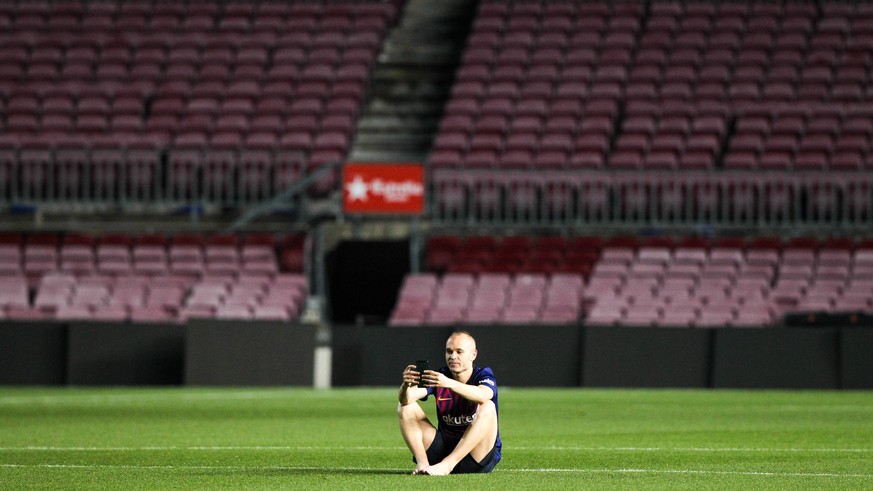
[
  {"left": 399, "top": 364, "right": 429, "bottom": 405},
  {"left": 421, "top": 371, "right": 494, "bottom": 404}
]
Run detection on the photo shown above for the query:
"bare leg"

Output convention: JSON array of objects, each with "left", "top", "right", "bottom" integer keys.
[
  {"left": 424, "top": 400, "right": 498, "bottom": 476},
  {"left": 398, "top": 402, "right": 436, "bottom": 474}
]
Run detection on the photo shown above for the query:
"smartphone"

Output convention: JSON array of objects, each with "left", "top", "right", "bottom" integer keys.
[{"left": 414, "top": 360, "right": 428, "bottom": 387}]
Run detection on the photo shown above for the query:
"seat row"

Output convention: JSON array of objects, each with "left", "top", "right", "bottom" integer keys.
[
  {"left": 0, "top": 232, "right": 306, "bottom": 287},
  {"left": 404, "top": 233, "right": 873, "bottom": 327},
  {"left": 430, "top": 1, "right": 873, "bottom": 171},
  {"left": 0, "top": 1, "right": 397, "bottom": 33},
  {"left": 389, "top": 272, "right": 583, "bottom": 326},
  {"left": 425, "top": 234, "right": 873, "bottom": 274},
  {"left": 584, "top": 243, "right": 873, "bottom": 327},
  {"left": 0, "top": 271, "right": 307, "bottom": 323},
  {"left": 0, "top": 0, "right": 400, "bottom": 204}
]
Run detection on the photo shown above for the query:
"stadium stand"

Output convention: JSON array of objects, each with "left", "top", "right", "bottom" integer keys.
[
  {"left": 1, "top": 1, "right": 873, "bottom": 392},
  {"left": 389, "top": 234, "right": 873, "bottom": 327},
  {"left": 2, "top": 0, "right": 873, "bottom": 334},
  {"left": 0, "top": 232, "right": 307, "bottom": 323},
  {"left": 428, "top": 0, "right": 873, "bottom": 228},
  {"left": 0, "top": 0, "right": 400, "bottom": 207}
]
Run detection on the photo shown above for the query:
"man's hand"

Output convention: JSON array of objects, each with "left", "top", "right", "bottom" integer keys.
[
  {"left": 401, "top": 364, "right": 420, "bottom": 387},
  {"left": 399, "top": 365, "right": 428, "bottom": 405},
  {"left": 422, "top": 368, "right": 493, "bottom": 405},
  {"left": 419, "top": 369, "right": 453, "bottom": 389}
]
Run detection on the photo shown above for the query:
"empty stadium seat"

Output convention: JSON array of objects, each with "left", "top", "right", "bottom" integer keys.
[
  {"left": 427, "top": 0, "right": 873, "bottom": 233},
  {"left": 0, "top": 232, "right": 308, "bottom": 323},
  {"left": 403, "top": 233, "right": 873, "bottom": 328},
  {"left": 0, "top": 0, "right": 400, "bottom": 205}
]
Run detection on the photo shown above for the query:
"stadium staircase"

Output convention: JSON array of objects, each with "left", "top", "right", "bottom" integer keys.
[{"left": 348, "top": 0, "right": 478, "bottom": 163}]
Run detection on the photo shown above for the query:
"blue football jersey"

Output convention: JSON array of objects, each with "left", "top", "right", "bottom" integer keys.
[{"left": 423, "top": 366, "right": 501, "bottom": 451}]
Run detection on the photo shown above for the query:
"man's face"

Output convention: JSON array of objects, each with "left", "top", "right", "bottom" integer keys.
[{"left": 444, "top": 333, "right": 477, "bottom": 375}]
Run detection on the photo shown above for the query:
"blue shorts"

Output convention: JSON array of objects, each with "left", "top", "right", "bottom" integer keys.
[{"left": 416, "top": 429, "right": 501, "bottom": 474}]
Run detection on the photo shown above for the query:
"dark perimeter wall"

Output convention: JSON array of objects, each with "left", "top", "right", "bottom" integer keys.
[
  {"left": 332, "top": 324, "right": 871, "bottom": 390},
  {"left": 2, "top": 322, "right": 872, "bottom": 389}
]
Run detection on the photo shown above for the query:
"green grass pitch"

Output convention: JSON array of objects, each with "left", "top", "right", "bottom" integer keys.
[{"left": 1, "top": 387, "right": 872, "bottom": 490}]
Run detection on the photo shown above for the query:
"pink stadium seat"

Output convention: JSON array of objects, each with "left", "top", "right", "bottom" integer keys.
[
  {"left": 695, "top": 304, "right": 736, "bottom": 327},
  {"left": 585, "top": 304, "right": 624, "bottom": 326},
  {"left": 539, "top": 305, "right": 580, "bottom": 324},
  {"left": 658, "top": 305, "right": 698, "bottom": 327},
  {"left": 252, "top": 305, "right": 292, "bottom": 322},
  {"left": 56, "top": 304, "right": 97, "bottom": 321},
  {"left": 500, "top": 306, "right": 539, "bottom": 324},
  {"left": 389, "top": 309, "right": 426, "bottom": 327},
  {"left": 216, "top": 305, "right": 253, "bottom": 320},
  {"left": 426, "top": 306, "right": 465, "bottom": 326},
  {"left": 129, "top": 306, "right": 174, "bottom": 323},
  {"left": 6, "top": 305, "right": 54, "bottom": 321},
  {"left": 465, "top": 307, "right": 502, "bottom": 324},
  {"left": 0, "top": 275, "right": 29, "bottom": 308},
  {"left": 622, "top": 304, "right": 661, "bottom": 326},
  {"left": 733, "top": 306, "right": 775, "bottom": 327},
  {"left": 90, "top": 305, "right": 130, "bottom": 322}
]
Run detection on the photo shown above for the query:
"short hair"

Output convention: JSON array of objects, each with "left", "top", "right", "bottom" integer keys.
[{"left": 449, "top": 330, "right": 476, "bottom": 347}]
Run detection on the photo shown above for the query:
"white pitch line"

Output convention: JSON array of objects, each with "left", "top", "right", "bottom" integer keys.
[
  {"left": 1, "top": 445, "right": 872, "bottom": 453},
  {"left": 0, "top": 463, "right": 870, "bottom": 479},
  {"left": 0, "top": 391, "right": 300, "bottom": 405},
  {"left": 509, "top": 468, "right": 873, "bottom": 479},
  {"left": 0, "top": 446, "right": 404, "bottom": 452},
  {"left": 0, "top": 463, "right": 405, "bottom": 472},
  {"left": 514, "top": 446, "right": 873, "bottom": 453}
]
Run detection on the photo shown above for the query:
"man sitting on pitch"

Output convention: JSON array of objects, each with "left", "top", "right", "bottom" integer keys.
[{"left": 398, "top": 331, "right": 501, "bottom": 475}]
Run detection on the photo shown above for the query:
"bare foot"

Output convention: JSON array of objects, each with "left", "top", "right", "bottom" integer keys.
[
  {"left": 423, "top": 462, "right": 453, "bottom": 476},
  {"left": 412, "top": 464, "right": 429, "bottom": 475}
]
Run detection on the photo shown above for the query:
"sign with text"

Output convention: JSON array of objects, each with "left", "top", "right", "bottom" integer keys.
[{"left": 343, "top": 163, "right": 425, "bottom": 215}]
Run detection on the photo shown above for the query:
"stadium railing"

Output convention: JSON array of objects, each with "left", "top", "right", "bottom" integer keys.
[{"left": 429, "top": 168, "right": 873, "bottom": 230}]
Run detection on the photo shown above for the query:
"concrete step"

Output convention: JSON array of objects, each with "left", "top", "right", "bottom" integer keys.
[
  {"left": 364, "top": 97, "right": 444, "bottom": 117},
  {"left": 367, "top": 82, "right": 448, "bottom": 105},
  {"left": 357, "top": 115, "right": 438, "bottom": 134},
  {"left": 347, "top": 147, "right": 430, "bottom": 164},
  {"left": 378, "top": 0, "right": 475, "bottom": 64},
  {"left": 354, "top": 131, "right": 433, "bottom": 147},
  {"left": 370, "top": 65, "right": 455, "bottom": 86},
  {"left": 348, "top": 0, "right": 477, "bottom": 165}
]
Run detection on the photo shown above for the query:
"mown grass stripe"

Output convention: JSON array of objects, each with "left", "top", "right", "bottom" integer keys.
[
  {"left": 0, "top": 463, "right": 869, "bottom": 479},
  {"left": 1, "top": 445, "right": 870, "bottom": 453}
]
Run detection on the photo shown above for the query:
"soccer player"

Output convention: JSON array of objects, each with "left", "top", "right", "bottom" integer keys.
[{"left": 398, "top": 330, "right": 501, "bottom": 475}]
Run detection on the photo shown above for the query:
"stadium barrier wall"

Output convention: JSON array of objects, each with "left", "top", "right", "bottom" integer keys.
[
  {"left": 67, "top": 322, "right": 185, "bottom": 385},
  {"left": 184, "top": 320, "right": 316, "bottom": 386},
  {"left": 331, "top": 325, "right": 453, "bottom": 387},
  {"left": 0, "top": 322, "right": 67, "bottom": 385},
  {"left": 1, "top": 322, "right": 872, "bottom": 389},
  {"left": 473, "top": 324, "right": 582, "bottom": 387},
  {"left": 331, "top": 325, "right": 872, "bottom": 390},
  {"left": 0, "top": 321, "right": 315, "bottom": 386},
  {"left": 582, "top": 326, "right": 713, "bottom": 388},
  {"left": 331, "top": 324, "right": 582, "bottom": 387},
  {"left": 841, "top": 328, "right": 873, "bottom": 389},
  {"left": 711, "top": 327, "right": 840, "bottom": 389}
]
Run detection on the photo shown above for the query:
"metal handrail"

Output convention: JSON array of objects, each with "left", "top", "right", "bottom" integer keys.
[{"left": 229, "top": 158, "right": 344, "bottom": 230}]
